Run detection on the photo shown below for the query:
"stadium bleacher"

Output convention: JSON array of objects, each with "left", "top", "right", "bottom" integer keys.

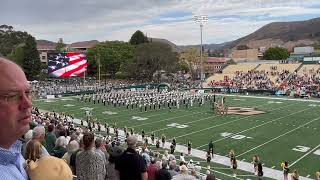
[{"left": 205, "top": 63, "right": 302, "bottom": 88}]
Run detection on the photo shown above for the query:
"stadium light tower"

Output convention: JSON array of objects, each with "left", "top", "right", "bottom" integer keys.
[{"left": 194, "top": 15, "right": 208, "bottom": 88}]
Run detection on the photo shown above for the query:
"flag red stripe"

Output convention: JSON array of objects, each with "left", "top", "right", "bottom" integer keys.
[
  {"left": 69, "top": 57, "right": 85, "bottom": 65},
  {"left": 60, "top": 63, "right": 88, "bottom": 77}
]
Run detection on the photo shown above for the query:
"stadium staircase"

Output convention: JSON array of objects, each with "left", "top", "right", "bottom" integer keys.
[
  {"left": 295, "top": 63, "right": 304, "bottom": 73},
  {"left": 283, "top": 63, "right": 304, "bottom": 82},
  {"left": 252, "top": 64, "right": 261, "bottom": 71}
]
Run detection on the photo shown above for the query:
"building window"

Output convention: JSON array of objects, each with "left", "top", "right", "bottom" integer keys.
[{"left": 41, "top": 56, "right": 46, "bottom": 60}]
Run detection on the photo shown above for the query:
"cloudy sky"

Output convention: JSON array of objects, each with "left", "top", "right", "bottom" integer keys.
[{"left": 1, "top": 0, "right": 320, "bottom": 45}]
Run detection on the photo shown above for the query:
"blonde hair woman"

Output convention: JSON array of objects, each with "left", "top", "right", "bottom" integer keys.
[
  {"left": 291, "top": 170, "right": 299, "bottom": 180},
  {"left": 25, "top": 140, "right": 42, "bottom": 162},
  {"left": 316, "top": 170, "right": 320, "bottom": 180}
]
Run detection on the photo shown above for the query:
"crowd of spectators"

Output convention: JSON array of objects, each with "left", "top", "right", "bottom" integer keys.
[
  {"left": 208, "top": 66, "right": 319, "bottom": 94},
  {"left": 208, "top": 70, "right": 276, "bottom": 90},
  {"left": 281, "top": 67, "right": 320, "bottom": 96},
  {"left": 23, "top": 107, "right": 217, "bottom": 180}
]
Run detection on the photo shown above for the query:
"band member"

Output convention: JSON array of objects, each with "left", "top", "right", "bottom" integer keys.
[
  {"left": 170, "top": 143, "right": 175, "bottom": 154},
  {"left": 156, "top": 139, "right": 160, "bottom": 149},
  {"left": 208, "top": 140, "right": 214, "bottom": 156},
  {"left": 161, "top": 134, "right": 166, "bottom": 148},
  {"left": 187, "top": 140, "right": 192, "bottom": 155},
  {"left": 206, "top": 150, "right": 212, "bottom": 169},
  {"left": 151, "top": 132, "right": 155, "bottom": 143},
  {"left": 172, "top": 137, "right": 176, "bottom": 147},
  {"left": 141, "top": 129, "right": 145, "bottom": 139}
]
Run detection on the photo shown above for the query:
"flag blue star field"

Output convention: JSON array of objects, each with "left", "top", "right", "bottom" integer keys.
[{"left": 47, "top": 52, "right": 87, "bottom": 78}]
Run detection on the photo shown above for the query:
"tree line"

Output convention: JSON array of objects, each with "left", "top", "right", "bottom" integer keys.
[
  {"left": 0, "top": 25, "right": 41, "bottom": 80},
  {"left": 0, "top": 24, "right": 296, "bottom": 81}
]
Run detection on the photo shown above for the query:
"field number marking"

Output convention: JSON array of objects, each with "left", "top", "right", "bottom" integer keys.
[
  {"left": 267, "top": 101, "right": 283, "bottom": 104},
  {"left": 308, "top": 104, "right": 320, "bottom": 107},
  {"left": 220, "top": 132, "right": 252, "bottom": 140},
  {"left": 102, "top": 111, "right": 118, "bottom": 115},
  {"left": 292, "top": 145, "right": 320, "bottom": 156},
  {"left": 81, "top": 107, "right": 94, "bottom": 111},
  {"left": 64, "top": 104, "right": 75, "bottom": 107},
  {"left": 166, "top": 123, "right": 189, "bottom": 129},
  {"left": 132, "top": 116, "right": 148, "bottom": 121},
  {"left": 292, "top": 145, "right": 310, "bottom": 152}
]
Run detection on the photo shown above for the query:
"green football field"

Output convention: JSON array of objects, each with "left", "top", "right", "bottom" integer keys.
[{"left": 33, "top": 94, "right": 320, "bottom": 179}]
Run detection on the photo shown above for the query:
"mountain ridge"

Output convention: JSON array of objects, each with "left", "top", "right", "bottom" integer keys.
[{"left": 36, "top": 17, "right": 320, "bottom": 51}]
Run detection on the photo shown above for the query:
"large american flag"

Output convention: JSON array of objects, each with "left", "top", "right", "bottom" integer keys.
[{"left": 47, "top": 52, "right": 88, "bottom": 78}]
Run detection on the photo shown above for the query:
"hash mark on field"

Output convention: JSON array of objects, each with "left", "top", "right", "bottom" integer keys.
[
  {"left": 271, "top": 166, "right": 275, "bottom": 168},
  {"left": 306, "top": 175, "right": 310, "bottom": 177},
  {"left": 242, "top": 159, "right": 246, "bottom": 161}
]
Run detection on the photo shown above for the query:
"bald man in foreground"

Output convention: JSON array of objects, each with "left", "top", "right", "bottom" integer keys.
[{"left": 0, "top": 57, "right": 32, "bottom": 179}]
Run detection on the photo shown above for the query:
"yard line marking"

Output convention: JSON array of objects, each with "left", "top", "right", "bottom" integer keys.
[
  {"left": 289, "top": 143, "right": 320, "bottom": 168},
  {"left": 171, "top": 102, "right": 298, "bottom": 142},
  {"left": 306, "top": 175, "right": 310, "bottom": 178},
  {"left": 211, "top": 167, "right": 231, "bottom": 170},
  {"left": 129, "top": 111, "right": 203, "bottom": 128},
  {"left": 118, "top": 111, "right": 183, "bottom": 124},
  {"left": 236, "top": 175, "right": 256, "bottom": 177},
  {"left": 237, "top": 116, "right": 320, "bottom": 157},
  {"left": 271, "top": 166, "right": 275, "bottom": 168},
  {"left": 195, "top": 105, "right": 310, "bottom": 149},
  {"left": 147, "top": 113, "right": 220, "bottom": 133}
]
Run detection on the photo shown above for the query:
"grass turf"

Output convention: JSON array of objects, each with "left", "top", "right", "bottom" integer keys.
[{"left": 33, "top": 95, "right": 320, "bottom": 179}]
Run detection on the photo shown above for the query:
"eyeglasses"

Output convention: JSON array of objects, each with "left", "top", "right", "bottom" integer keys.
[{"left": 0, "top": 90, "right": 32, "bottom": 103}]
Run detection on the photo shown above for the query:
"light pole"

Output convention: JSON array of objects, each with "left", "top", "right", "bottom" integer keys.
[{"left": 194, "top": 15, "right": 208, "bottom": 88}]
